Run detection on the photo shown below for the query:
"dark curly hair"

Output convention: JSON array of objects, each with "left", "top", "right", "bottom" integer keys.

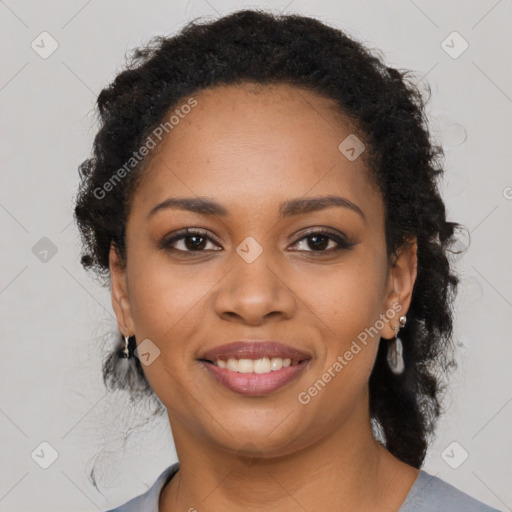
[{"left": 74, "top": 8, "right": 464, "bottom": 470}]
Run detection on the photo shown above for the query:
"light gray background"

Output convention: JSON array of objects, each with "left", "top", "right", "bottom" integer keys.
[{"left": 1, "top": 0, "right": 511, "bottom": 511}]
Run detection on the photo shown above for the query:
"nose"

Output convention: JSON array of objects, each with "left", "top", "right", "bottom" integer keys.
[{"left": 213, "top": 247, "right": 297, "bottom": 326}]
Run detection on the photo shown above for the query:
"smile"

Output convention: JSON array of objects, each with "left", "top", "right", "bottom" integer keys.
[{"left": 199, "top": 358, "right": 310, "bottom": 396}]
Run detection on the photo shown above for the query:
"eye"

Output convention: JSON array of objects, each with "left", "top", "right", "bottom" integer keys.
[
  {"left": 160, "top": 228, "right": 221, "bottom": 253},
  {"left": 290, "top": 229, "right": 356, "bottom": 254},
  {"left": 160, "top": 227, "right": 356, "bottom": 255}
]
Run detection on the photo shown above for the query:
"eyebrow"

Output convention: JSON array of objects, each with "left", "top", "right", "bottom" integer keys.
[{"left": 147, "top": 194, "right": 365, "bottom": 221}]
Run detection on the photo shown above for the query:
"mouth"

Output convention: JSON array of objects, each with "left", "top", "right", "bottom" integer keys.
[
  {"left": 199, "top": 358, "right": 310, "bottom": 396},
  {"left": 197, "top": 340, "right": 312, "bottom": 396}
]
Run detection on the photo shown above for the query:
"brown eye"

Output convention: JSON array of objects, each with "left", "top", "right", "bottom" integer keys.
[
  {"left": 160, "top": 228, "right": 221, "bottom": 253},
  {"left": 290, "top": 229, "right": 356, "bottom": 253}
]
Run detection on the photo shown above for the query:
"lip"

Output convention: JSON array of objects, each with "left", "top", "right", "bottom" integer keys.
[
  {"left": 198, "top": 340, "right": 312, "bottom": 364},
  {"left": 200, "top": 359, "right": 310, "bottom": 396},
  {"left": 197, "top": 340, "right": 312, "bottom": 396}
]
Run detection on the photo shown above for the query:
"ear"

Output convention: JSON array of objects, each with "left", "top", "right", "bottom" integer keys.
[
  {"left": 109, "top": 242, "right": 135, "bottom": 337},
  {"left": 380, "top": 237, "right": 418, "bottom": 340}
]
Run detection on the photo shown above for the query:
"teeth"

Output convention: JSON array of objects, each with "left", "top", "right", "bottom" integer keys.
[{"left": 215, "top": 357, "right": 295, "bottom": 373}]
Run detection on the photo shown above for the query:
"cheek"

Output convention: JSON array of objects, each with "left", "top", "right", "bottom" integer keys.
[
  {"left": 125, "top": 252, "right": 212, "bottom": 355},
  {"left": 303, "top": 254, "right": 386, "bottom": 380},
  {"left": 304, "top": 255, "right": 384, "bottom": 335},
  {"left": 125, "top": 258, "right": 210, "bottom": 404}
]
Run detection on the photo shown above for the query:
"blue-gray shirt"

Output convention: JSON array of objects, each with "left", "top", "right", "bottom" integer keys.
[{"left": 105, "top": 462, "right": 501, "bottom": 511}]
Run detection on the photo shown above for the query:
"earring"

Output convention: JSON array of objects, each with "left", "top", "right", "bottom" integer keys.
[
  {"left": 387, "top": 315, "right": 406, "bottom": 375},
  {"left": 121, "top": 334, "right": 133, "bottom": 359}
]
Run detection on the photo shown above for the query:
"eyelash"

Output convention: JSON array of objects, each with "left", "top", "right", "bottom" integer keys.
[{"left": 160, "top": 228, "right": 356, "bottom": 256}]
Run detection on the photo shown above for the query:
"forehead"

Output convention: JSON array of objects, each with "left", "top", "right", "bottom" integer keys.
[{"left": 130, "top": 82, "right": 382, "bottom": 221}]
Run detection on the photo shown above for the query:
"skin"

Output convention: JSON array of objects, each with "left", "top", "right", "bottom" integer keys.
[{"left": 110, "top": 82, "right": 419, "bottom": 512}]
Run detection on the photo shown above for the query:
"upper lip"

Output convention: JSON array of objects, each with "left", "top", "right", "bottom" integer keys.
[{"left": 198, "top": 341, "right": 312, "bottom": 363}]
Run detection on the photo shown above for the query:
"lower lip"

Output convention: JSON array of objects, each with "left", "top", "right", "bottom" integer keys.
[{"left": 200, "top": 360, "right": 310, "bottom": 396}]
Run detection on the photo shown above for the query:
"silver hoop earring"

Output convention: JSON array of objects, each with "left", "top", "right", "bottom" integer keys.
[{"left": 387, "top": 315, "right": 406, "bottom": 375}]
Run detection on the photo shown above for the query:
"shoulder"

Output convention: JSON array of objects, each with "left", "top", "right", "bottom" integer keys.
[
  {"left": 399, "top": 470, "right": 501, "bottom": 512},
  {"left": 104, "top": 462, "right": 180, "bottom": 512}
]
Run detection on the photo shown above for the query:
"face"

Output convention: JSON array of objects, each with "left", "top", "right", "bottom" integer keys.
[{"left": 110, "top": 82, "right": 417, "bottom": 459}]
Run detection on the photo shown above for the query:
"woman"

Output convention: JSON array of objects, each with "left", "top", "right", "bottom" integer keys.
[{"left": 74, "top": 9, "right": 500, "bottom": 512}]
